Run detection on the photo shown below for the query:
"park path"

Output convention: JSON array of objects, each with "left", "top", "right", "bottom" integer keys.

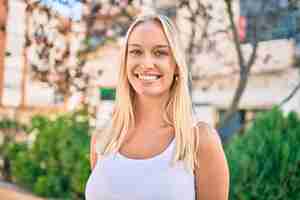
[{"left": 0, "top": 181, "right": 44, "bottom": 200}]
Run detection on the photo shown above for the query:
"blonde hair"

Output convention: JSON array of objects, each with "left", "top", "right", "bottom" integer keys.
[{"left": 95, "top": 13, "right": 200, "bottom": 173}]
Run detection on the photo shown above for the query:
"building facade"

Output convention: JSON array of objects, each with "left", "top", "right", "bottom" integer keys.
[{"left": 0, "top": 0, "right": 299, "bottom": 135}]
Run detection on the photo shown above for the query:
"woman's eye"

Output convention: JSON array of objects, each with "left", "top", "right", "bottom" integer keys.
[
  {"left": 154, "top": 50, "right": 168, "bottom": 57},
  {"left": 129, "top": 49, "right": 142, "bottom": 56}
]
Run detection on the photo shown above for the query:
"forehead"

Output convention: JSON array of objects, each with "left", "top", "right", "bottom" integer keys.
[{"left": 127, "top": 20, "right": 170, "bottom": 47}]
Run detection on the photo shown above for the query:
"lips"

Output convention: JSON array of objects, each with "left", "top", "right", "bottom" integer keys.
[{"left": 134, "top": 72, "right": 162, "bottom": 81}]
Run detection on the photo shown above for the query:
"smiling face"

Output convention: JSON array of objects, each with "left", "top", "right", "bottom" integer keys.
[{"left": 126, "top": 20, "right": 178, "bottom": 99}]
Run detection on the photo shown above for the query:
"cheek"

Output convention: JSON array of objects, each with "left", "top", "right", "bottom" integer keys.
[
  {"left": 166, "top": 56, "right": 177, "bottom": 71},
  {"left": 126, "top": 58, "right": 138, "bottom": 74},
  {"left": 125, "top": 65, "right": 136, "bottom": 87},
  {"left": 126, "top": 59, "right": 134, "bottom": 74},
  {"left": 167, "top": 62, "right": 177, "bottom": 76}
]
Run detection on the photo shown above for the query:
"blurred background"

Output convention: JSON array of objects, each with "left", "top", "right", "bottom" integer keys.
[{"left": 0, "top": 0, "right": 299, "bottom": 199}]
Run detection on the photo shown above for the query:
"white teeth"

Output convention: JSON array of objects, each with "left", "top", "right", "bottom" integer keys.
[{"left": 138, "top": 74, "right": 160, "bottom": 80}]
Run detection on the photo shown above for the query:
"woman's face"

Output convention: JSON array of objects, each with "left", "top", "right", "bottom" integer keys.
[{"left": 126, "top": 20, "right": 177, "bottom": 99}]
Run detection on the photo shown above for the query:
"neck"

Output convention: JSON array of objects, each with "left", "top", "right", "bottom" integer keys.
[{"left": 134, "top": 94, "right": 170, "bottom": 127}]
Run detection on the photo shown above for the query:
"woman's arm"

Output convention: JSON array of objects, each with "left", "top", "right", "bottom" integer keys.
[
  {"left": 90, "top": 133, "right": 98, "bottom": 170},
  {"left": 194, "top": 122, "right": 230, "bottom": 200}
]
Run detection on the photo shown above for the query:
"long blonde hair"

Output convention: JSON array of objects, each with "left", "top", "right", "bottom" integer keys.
[{"left": 95, "top": 13, "right": 199, "bottom": 173}]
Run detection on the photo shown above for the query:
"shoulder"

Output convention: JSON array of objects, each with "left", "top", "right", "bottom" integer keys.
[
  {"left": 193, "top": 121, "right": 222, "bottom": 153},
  {"left": 193, "top": 121, "right": 225, "bottom": 168},
  {"left": 193, "top": 122, "right": 230, "bottom": 199}
]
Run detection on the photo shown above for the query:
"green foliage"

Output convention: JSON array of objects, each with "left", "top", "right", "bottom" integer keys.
[
  {"left": 226, "top": 107, "right": 300, "bottom": 200},
  {"left": 0, "top": 118, "right": 27, "bottom": 181},
  {"left": 6, "top": 110, "right": 92, "bottom": 199},
  {"left": 0, "top": 118, "right": 26, "bottom": 130}
]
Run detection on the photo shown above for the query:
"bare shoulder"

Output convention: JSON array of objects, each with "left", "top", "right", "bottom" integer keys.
[
  {"left": 193, "top": 121, "right": 222, "bottom": 152},
  {"left": 193, "top": 121, "right": 230, "bottom": 200}
]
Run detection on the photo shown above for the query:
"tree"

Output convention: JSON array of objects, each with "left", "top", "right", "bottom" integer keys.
[
  {"left": 176, "top": 0, "right": 299, "bottom": 134},
  {"left": 177, "top": 0, "right": 259, "bottom": 130},
  {"left": 218, "top": 0, "right": 259, "bottom": 128},
  {"left": 24, "top": 0, "right": 140, "bottom": 119},
  {"left": 23, "top": 0, "right": 299, "bottom": 131},
  {"left": 221, "top": 0, "right": 300, "bottom": 129}
]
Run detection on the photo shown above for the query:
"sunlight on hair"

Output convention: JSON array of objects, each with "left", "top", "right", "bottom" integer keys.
[{"left": 94, "top": 12, "right": 200, "bottom": 173}]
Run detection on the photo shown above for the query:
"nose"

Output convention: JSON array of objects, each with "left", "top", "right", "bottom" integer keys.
[{"left": 141, "top": 54, "right": 155, "bottom": 69}]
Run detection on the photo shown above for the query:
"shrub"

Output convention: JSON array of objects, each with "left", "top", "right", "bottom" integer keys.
[
  {"left": 7, "top": 110, "right": 91, "bottom": 199},
  {"left": 0, "top": 118, "right": 27, "bottom": 181},
  {"left": 225, "top": 107, "right": 300, "bottom": 200}
]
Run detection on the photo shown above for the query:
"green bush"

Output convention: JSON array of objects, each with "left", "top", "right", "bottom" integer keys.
[
  {"left": 225, "top": 107, "right": 300, "bottom": 200},
  {"left": 7, "top": 110, "right": 92, "bottom": 199},
  {"left": 0, "top": 118, "right": 27, "bottom": 181}
]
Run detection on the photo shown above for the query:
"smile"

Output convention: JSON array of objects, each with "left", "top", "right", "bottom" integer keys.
[{"left": 134, "top": 73, "right": 162, "bottom": 81}]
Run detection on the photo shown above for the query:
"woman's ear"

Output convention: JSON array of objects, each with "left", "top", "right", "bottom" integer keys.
[{"left": 174, "top": 75, "right": 179, "bottom": 81}]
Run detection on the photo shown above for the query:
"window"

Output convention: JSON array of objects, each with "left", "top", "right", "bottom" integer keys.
[
  {"left": 99, "top": 88, "right": 116, "bottom": 101},
  {"left": 218, "top": 109, "right": 268, "bottom": 140},
  {"left": 218, "top": 109, "right": 246, "bottom": 140},
  {"left": 239, "top": 0, "right": 300, "bottom": 43}
]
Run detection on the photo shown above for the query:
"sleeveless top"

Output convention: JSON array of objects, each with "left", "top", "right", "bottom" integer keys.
[{"left": 85, "top": 138, "right": 195, "bottom": 200}]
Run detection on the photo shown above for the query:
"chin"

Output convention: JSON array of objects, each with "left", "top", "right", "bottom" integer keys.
[{"left": 136, "top": 89, "right": 170, "bottom": 98}]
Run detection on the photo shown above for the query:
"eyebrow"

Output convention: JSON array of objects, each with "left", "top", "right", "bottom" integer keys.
[{"left": 128, "top": 44, "right": 170, "bottom": 48}]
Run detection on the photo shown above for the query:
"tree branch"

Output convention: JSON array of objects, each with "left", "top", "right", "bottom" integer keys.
[{"left": 279, "top": 80, "right": 300, "bottom": 107}]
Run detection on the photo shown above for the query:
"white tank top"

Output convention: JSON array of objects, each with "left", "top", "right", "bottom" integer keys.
[{"left": 85, "top": 139, "right": 195, "bottom": 200}]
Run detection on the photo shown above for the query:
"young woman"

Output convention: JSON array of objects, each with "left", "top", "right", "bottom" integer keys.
[{"left": 85, "top": 13, "right": 229, "bottom": 200}]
